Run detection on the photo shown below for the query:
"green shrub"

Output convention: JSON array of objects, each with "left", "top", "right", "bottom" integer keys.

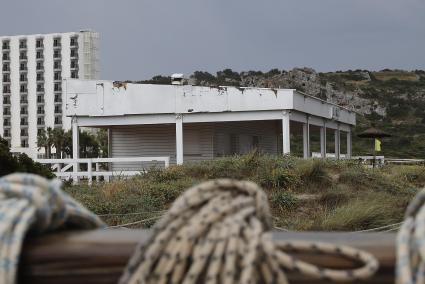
[
  {"left": 320, "top": 193, "right": 404, "bottom": 231},
  {"left": 295, "top": 160, "right": 332, "bottom": 191},
  {"left": 271, "top": 191, "right": 298, "bottom": 211}
]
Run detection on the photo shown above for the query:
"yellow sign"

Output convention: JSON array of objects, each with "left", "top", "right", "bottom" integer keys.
[{"left": 375, "top": 139, "right": 381, "bottom": 152}]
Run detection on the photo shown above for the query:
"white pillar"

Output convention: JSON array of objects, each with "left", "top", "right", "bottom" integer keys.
[
  {"left": 176, "top": 114, "right": 183, "bottom": 165},
  {"left": 347, "top": 127, "right": 352, "bottom": 159},
  {"left": 320, "top": 121, "right": 326, "bottom": 159},
  {"left": 334, "top": 125, "right": 340, "bottom": 160},
  {"left": 282, "top": 111, "right": 290, "bottom": 154},
  {"left": 72, "top": 117, "right": 79, "bottom": 183},
  {"left": 303, "top": 116, "right": 310, "bottom": 159}
]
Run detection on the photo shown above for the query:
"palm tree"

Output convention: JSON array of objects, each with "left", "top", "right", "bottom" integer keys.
[
  {"left": 37, "top": 128, "right": 49, "bottom": 158},
  {"left": 52, "top": 128, "right": 66, "bottom": 158}
]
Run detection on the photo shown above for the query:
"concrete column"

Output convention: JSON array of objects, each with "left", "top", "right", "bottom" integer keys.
[
  {"left": 347, "top": 127, "right": 352, "bottom": 159},
  {"left": 334, "top": 125, "right": 340, "bottom": 160},
  {"left": 303, "top": 116, "right": 310, "bottom": 159},
  {"left": 176, "top": 114, "right": 183, "bottom": 165},
  {"left": 72, "top": 117, "right": 79, "bottom": 183},
  {"left": 320, "top": 121, "right": 326, "bottom": 159},
  {"left": 282, "top": 111, "right": 290, "bottom": 154}
]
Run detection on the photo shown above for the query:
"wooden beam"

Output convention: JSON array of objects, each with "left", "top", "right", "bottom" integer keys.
[{"left": 19, "top": 230, "right": 395, "bottom": 284}]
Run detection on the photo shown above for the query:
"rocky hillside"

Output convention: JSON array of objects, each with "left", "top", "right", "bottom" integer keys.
[{"left": 141, "top": 68, "right": 425, "bottom": 158}]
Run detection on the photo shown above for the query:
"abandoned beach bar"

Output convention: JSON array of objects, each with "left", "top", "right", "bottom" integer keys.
[{"left": 62, "top": 78, "right": 355, "bottom": 174}]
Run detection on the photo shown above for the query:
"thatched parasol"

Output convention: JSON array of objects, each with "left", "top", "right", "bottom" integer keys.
[
  {"left": 357, "top": 127, "right": 391, "bottom": 168},
  {"left": 357, "top": 127, "right": 392, "bottom": 139}
]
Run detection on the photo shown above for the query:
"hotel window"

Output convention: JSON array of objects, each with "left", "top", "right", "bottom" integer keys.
[
  {"left": 36, "top": 39, "right": 43, "bottom": 48},
  {"left": 54, "top": 83, "right": 61, "bottom": 91},
  {"left": 54, "top": 60, "right": 61, "bottom": 69},
  {"left": 54, "top": 50, "right": 60, "bottom": 58},
  {"left": 36, "top": 51, "right": 43, "bottom": 59},
  {"left": 36, "top": 62, "right": 43, "bottom": 70},
  {"left": 71, "top": 71, "right": 78, "bottom": 79},
  {"left": 70, "top": 49, "right": 77, "bottom": 57},
  {"left": 4, "top": 129, "right": 10, "bottom": 137},
  {"left": 21, "top": 118, "right": 28, "bottom": 125},
  {"left": 21, "top": 139, "right": 28, "bottom": 147},
  {"left": 37, "top": 95, "right": 43, "bottom": 103},
  {"left": 19, "top": 51, "right": 26, "bottom": 59},
  {"left": 54, "top": 116, "right": 62, "bottom": 125},
  {"left": 53, "top": 38, "right": 61, "bottom": 47},
  {"left": 21, "top": 129, "right": 28, "bottom": 136},
  {"left": 54, "top": 72, "right": 61, "bottom": 80},
  {"left": 3, "top": 107, "right": 10, "bottom": 115},
  {"left": 37, "top": 106, "right": 44, "bottom": 114},
  {"left": 37, "top": 117, "right": 44, "bottom": 125},
  {"left": 70, "top": 37, "right": 78, "bottom": 46},
  {"left": 2, "top": 41, "right": 9, "bottom": 49}
]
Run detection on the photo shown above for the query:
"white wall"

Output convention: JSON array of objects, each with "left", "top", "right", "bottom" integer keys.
[
  {"left": 110, "top": 120, "right": 280, "bottom": 171},
  {"left": 65, "top": 80, "right": 356, "bottom": 127}
]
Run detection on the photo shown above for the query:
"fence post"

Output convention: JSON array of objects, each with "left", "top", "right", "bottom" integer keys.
[
  {"left": 88, "top": 160, "right": 93, "bottom": 186},
  {"left": 95, "top": 162, "right": 100, "bottom": 182}
]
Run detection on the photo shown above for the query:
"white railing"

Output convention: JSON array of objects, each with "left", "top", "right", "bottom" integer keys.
[
  {"left": 37, "top": 156, "right": 170, "bottom": 185},
  {"left": 385, "top": 158, "right": 425, "bottom": 165}
]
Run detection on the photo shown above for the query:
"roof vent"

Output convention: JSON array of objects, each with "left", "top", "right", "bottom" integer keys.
[{"left": 171, "top": 73, "right": 184, "bottom": 85}]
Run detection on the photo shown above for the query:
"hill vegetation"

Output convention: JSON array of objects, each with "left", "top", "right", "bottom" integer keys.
[{"left": 140, "top": 68, "right": 425, "bottom": 158}]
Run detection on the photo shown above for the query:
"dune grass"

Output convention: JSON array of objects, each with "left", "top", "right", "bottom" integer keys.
[{"left": 64, "top": 154, "right": 424, "bottom": 231}]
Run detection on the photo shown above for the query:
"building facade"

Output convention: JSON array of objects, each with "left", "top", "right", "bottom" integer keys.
[
  {"left": 0, "top": 30, "right": 99, "bottom": 158},
  {"left": 64, "top": 80, "right": 355, "bottom": 174}
]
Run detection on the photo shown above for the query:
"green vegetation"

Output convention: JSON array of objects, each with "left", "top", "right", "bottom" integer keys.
[
  {"left": 37, "top": 128, "right": 108, "bottom": 158},
  {"left": 65, "top": 154, "right": 422, "bottom": 231},
  {"left": 0, "top": 136, "right": 53, "bottom": 178}
]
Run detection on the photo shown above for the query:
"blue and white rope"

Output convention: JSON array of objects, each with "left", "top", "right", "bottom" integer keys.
[
  {"left": 396, "top": 189, "right": 425, "bottom": 284},
  {"left": 0, "top": 173, "right": 105, "bottom": 284}
]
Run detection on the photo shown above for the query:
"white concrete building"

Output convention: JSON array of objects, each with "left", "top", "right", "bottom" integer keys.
[
  {"left": 64, "top": 79, "right": 355, "bottom": 173},
  {"left": 0, "top": 30, "right": 99, "bottom": 158}
]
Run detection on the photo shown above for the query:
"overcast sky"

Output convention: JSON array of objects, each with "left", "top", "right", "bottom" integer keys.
[{"left": 0, "top": 0, "right": 424, "bottom": 80}]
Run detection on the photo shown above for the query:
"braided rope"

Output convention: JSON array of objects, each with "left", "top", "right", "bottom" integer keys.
[
  {"left": 0, "top": 173, "right": 105, "bottom": 284},
  {"left": 396, "top": 189, "right": 425, "bottom": 284},
  {"left": 120, "top": 179, "right": 379, "bottom": 284}
]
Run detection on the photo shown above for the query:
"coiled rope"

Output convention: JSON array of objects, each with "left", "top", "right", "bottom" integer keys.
[
  {"left": 0, "top": 173, "right": 105, "bottom": 284},
  {"left": 396, "top": 189, "right": 425, "bottom": 284},
  {"left": 120, "top": 179, "right": 379, "bottom": 284}
]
